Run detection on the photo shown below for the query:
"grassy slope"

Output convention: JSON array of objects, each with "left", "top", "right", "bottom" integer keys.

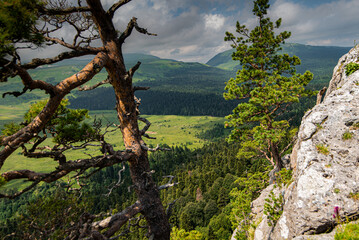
[
  {"left": 0, "top": 44, "right": 352, "bottom": 189},
  {"left": 0, "top": 103, "right": 31, "bottom": 129},
  {"left": 0, "top": 109, "right": 225, "bottom": 190},
  {"left": 1, "top": 44, "right": 350, "bottom": 115}
]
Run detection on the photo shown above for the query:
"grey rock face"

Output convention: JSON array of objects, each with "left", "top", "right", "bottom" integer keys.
[
  {"left": 325, "top": 45, "right": 359, "bottom": 98},
  {"left": 251, "top": 45, "right": 359, "bottom": 240}
]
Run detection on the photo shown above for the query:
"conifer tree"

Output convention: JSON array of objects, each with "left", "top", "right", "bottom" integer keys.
[{"left": 224, "top": 0, "right": 314, "bottom": 170}]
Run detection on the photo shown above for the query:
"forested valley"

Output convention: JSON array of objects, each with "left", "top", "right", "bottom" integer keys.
[
  {"left": 0, "top": 0, "right": 354, "bottom": 239},
  {"left": 0, "top": 44, "right": 349, "bottom": 239}
]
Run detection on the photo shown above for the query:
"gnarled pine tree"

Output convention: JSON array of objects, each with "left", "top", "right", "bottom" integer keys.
[
  {"left": 0, "top": 0, "right": 170, "bottom": 239},
  {"left": 224, "top": 0, "right": 314, "bottom": 171}
]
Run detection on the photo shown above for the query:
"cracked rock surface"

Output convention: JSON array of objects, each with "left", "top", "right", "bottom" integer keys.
[{"left": 251, "top": 45, "right": 359, "bottom": 240}]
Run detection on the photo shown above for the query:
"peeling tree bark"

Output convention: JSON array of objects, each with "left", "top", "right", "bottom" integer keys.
[
  {"left": 0, "top": 53, "right": 109, "bottom": 168},
  {"left": 0, "top": 0, "right": 171, "bottom": 238},
  {"left": 86, "top": 1, "right": 170, "bottom": 238}
]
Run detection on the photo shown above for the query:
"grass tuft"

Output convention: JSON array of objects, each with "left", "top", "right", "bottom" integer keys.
[
  {"left": 349, "top": 192, "right": 359, "bottom": 201},
  {"left": 316, "top": 144, "right": 330, "bottom": 155},
  {"left": 335, "top": 221, "right": 359, "bottom": 240},
  {"left": 342, "top": 131, "right": 353, "bottom": 140}
]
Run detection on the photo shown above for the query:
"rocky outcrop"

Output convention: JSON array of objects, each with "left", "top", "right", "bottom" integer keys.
[
  {"left": 251, "top": 45, "right": 359, "bottom": 239},
  {"left": 325, "top": 46, "right": 359, "bottom": 98}
]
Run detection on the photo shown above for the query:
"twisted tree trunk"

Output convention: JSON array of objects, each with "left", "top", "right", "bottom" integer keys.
[{"left": 86, "top": 0, "right": 170, "bottom": 238}]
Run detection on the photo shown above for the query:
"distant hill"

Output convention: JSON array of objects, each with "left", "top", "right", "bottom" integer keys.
[
  {"left": 30, "top": 53, "right": 232, "bottom": 94},
  {"left": 206, "top": 43, "right": 351, "bottom": 89},
  {"left": 0, "top": 44, "right": 353, "bottom": 118},
  {"left": 69, "top": 53, "right": 236, "bottom": 116},
  {"left": 207, "top": 43, "right": 351, "bottom": 71}
]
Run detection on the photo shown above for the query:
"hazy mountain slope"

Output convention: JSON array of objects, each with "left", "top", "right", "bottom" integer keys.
[
  {"left": 1, "top": 44, "right": 352, "bottom": 118},
  {"left": 206, "top": 43, "right": 351, "bottom": 89},
  {"left": 207, "top": 43, "right": 351, "bottom": 71}
]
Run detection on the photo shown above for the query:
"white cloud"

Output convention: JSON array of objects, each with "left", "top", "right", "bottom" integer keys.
[
  {"left": 19, "top": 0, "right": 359, "bottom": 64},
  {"left": 204, "top": 14, "right": 226, "bottom": 30},
  {"left": 271, "top": 0, "right": 302, "bottom": 25},
  {"left": 306, "top": 39, "right": 333, "bottom": 46},
  {"left": 270, "top": 0, "right": 359, "bottom": 46},
  {"left": 150, "top": 45, "right": 199, "bottom": 59}
]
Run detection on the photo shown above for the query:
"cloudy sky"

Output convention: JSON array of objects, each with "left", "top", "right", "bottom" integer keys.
[
  {"left": 32, "top": 0, "right": 359, "bottom": 63},
  {"left": 105, "top": 0, "right": 357, "bottom": 63}
]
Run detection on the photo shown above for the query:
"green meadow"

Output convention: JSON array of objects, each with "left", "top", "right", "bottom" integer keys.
[
  {"left": 0, "top": 108, "right": 225, "bottom": 190},
  {"left": 0, "top": 103, "right": 31, "bottom": 128}
]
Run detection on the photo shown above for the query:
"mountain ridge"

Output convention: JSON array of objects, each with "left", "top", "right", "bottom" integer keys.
[
  {"left": 0, "top": 43, "right": 353, "bottom": 119},
  {"left": 206, "top": 43, "right": 352, "bottom": 71}
]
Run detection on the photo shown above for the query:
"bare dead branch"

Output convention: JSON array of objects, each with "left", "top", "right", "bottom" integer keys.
[
  {"left": 257, "top": 146, "right": 274, "bottom": 166},
  {"left": 40, "top": 6, "right": 91, "bottom": 15},
  {"left": 166, "top": 199, "right": 178, "bottom": 218},
  {"left": 78, "top": 77, "right": 110, "bottom": 91},
  {"left": 133, "top": 86, "right": 150, "bottom": 92},
  {"left": 119, "top": 17, "right": 157, "bottom": 44},
  {"left": 0, "top": 53, "right": 109, "bottom": 168},
  {"left": 0, "top": 151, "right": 135, "bottom": 199},
  {"left": 28, "top": 133, "right": 47, "bottom": 153},
  {"left": 56, "top": 53, "right": 109, "bottom": 93},
  {"left": 108, "top": 215, "right": 146, "bottom": 239},
  {"left": 44, "top": 36, "right": 103, "bottom": 52},
  {"left": 142, "top": 134, "right": 156, "bottom": 140},
  {"left": 91, "top": 201, "right": 143, "bottom": 236},
  {"left": 158, "top": 175, "right": 178, "bottom": 190},
  {"left": 0, "top": 180, "right": 42, "bottom": 199},
  {"left": 22, "top": 50, "right": 102, "bottom": 70},
  {"left": 2, "top": 87, "right": 28, "bottom": 98},
  {"left": 108, "top": 0, "right": 132, "bottom": 18},
  {"left": 138, "top": 117, "right": 151, "bottom": 135},
  {"left": 2, "top": 64, "right": 57, "bottom": 96},
  {"left": 22, "top": 149, "right": 66, "bottom": 164},
  {"left": 128, "top": 61, "right": 141, "bottom": 77},
  {"left": 105, "top": 163, "right": 126, "bottom": 197},
  {"left": 69, "top": 143, "right": 102, "bottom": 150},
  {"left": 66, "top": 176, "right": 87, "bottom": 192},
  {"left": 141, "top": 144, "right": 171, "bottom": 152}
]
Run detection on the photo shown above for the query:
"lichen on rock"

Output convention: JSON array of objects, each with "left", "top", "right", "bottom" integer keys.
[{"left": 246, "top": 45, "right": 359, "bottom": 240}]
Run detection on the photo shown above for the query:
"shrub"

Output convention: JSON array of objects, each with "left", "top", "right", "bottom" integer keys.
[
  {"left": 264, "top": 187, "right": 283, "bottom": 226},
  {"left": 275, "top": 168, "right": 293, "bottom": 187},
  {"left": 345, "top": 62, "right": 359, "bottom": 76}
]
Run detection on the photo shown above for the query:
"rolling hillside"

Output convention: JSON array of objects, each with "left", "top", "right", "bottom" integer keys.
[{"left": 0, "top": 43, "right": 352, "bottom": 120}]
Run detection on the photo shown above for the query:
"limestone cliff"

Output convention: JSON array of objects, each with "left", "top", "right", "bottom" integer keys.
[{"left": 249, "top": 45, "right": 359, "bottom": 240}]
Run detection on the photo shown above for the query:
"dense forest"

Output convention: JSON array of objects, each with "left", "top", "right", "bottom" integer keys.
[
  {"left": 0, "top": 40, "right": 347, "bottom": 240},
  {"left": 0, "top": 0, "right": 354, "bottom": 239},
  {"left": 0, "top": 33, "right": 347, "bottom": 240},
  {"left": 0, "top": 135, "right": 270, "bottom": 240},
  {"left": 70, "top": 89, "right": 239, "bottom": 117}
]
